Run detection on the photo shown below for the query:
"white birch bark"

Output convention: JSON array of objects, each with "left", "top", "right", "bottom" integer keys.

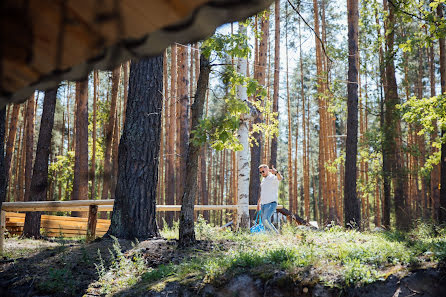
[{"left": 236, "top": 24, "right": 251, "bottom": 229}]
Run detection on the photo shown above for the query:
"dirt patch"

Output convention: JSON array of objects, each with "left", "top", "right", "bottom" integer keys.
[{"left": 0, "top": 237, "right": 177, "bottom": 296}]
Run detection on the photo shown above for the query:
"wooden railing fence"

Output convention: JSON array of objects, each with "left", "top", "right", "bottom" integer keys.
[{"left": 0, "top": 200, "right": 283, "bottom": 254}]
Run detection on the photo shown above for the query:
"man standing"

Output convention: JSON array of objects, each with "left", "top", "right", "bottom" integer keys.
[{"left": 257, "top": 164, "right": 282, "bottom": 233}]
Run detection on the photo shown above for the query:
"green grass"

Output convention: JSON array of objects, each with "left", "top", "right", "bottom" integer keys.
[{"left": 90, "top": 221, "right": 446, "bottom": 295}]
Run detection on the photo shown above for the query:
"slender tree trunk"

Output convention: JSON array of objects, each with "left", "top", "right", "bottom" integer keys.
[
  {"left": 0, "top": 108, "right": 6, "bottom": 214},
  {"left": 111, "top": 100, "right": 121, "bottom": 199},
  {"left": 179, "top": 55, "right": 210, "bottom": 246},
  {"left": 23, "top": 88, "right": 57, "bottom": 238},
  {"left": 178, "top": 44, "right": 190, "bottom": 207},
  {"left": 344, "top": 0, "right": 361, "bottom": 228},
  {"left": 24, "top": 94, "right": 35, "bottom": 202},
  {"left": 107, "top": 55, "right": 163, "bottom": 239},
  {"left": 312, "top": 0, "right": 324, "bottom": 222},
  {"left": 270, "top": 0, "right": 280, "bottom": 167},
  {"left": 102, "top": 66, "right": 121, "bottom": 201},
  {"left": 16, "top": 106, "right": 26, "bottom": 202},
  {"left": 90, "top": 70, "right": 98, "bottom": 200},
  {"left": 237, "top": 24, "right": 251, "bottom": 229},
  {"left": 166, "top": 45, "right": 177, "bottom": 226},
  {"left": 72, "top": 80, "right": 89, "bottom": 217},
  {"left": 429, "top": 41, "right": 440, "bottom": 222},
  {"left": 250, "top": 10, "right": 269, "bottom": 218},
  {"left": 438, "top": 3, "right": 446, "bottom": 224},
  {"left": 122, "top": 62, "right": 130, "bottom": 127},
  {"left": 285, "top": 2, "right": 293, "bottom": 214},
  {"left": 383, "top": 1, "right": 409, "bottom": 230},
  {"left": 4, "top": 104, "right": 20, "bottom": 189}
]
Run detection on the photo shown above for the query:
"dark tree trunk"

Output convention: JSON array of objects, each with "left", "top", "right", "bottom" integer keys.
[
  {"left": 383, "top": 2, "right": 409, "bottom": 230},
  {"left": 270, "top": 0, "right": 280, "bottom": 168},
  {"left": 179, "top": 55, "right": 210, "bottom": 247},
  {"left": 102, "top": 66, "right": 121, "bottom": 201},
  {"left": 0, "top": 108, "right": 6, "bottom": 212},
  {"left": 344, "top": 0, "right": 361, "bottom": 228},
  {"left": 200, "top": 146, "right": 209, "bottom": 219},
  {"left": 438, "top": 4, "right": 446, "bottom": 224},
  {"left": 24, "top": 94, "right": 35, "bottom": 202},
  {"left": 107, "top": 55, "right": 163, "bottom": 240},
  {"left": 250, "top": 11, "right": 268, "bottom": 220},
  {"left": 72, "top": 80, "right": 89, "bottom": 217},
  {"left": 249, "top": 116, "right": 262, "bottom": 220},
  {"left": 4, "top": 104, "right": 19, "bottom": 189},
  {"left": 23, "top": 88, "right": 57, "bottom": 238}
]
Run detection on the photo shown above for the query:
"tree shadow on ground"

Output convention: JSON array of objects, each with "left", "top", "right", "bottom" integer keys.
[{"left": 0, "top": 236, "right": 135, "bottom": 297}]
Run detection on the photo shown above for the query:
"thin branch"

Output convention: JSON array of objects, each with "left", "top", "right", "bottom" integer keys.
[{"left": 287, "top": 0, "right": 332, "bottom": 64}]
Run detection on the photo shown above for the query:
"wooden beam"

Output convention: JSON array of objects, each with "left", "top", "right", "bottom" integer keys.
[{"left": 2, "top": 201, "right": 283, "bottom": 212}]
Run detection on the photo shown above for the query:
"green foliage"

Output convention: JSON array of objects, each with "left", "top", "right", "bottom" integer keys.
[
  {"left": 39, "top": 267, "right": 76, "bottom": 295},
  {"left": 201, "top": 31, "right": 250, "bottom": 60},
  {"left": 192, "top": 32, "right": 278, "bottom": 152},
  {"left": 94, "top": 236, "right": 146, "bottom": 295},
  {"left": 343, "top": 258, "right": 378, "bottom": 286},
  {"left": 48, "top": 151, "right": 75, "bottom": 199},
  {"left": 400, "top": 94, "right": 446, "bottom": 174}
]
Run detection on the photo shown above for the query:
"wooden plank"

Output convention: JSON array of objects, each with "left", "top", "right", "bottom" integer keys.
[{"left": 3, "top": 201, "right": 282, "bottom": 212}]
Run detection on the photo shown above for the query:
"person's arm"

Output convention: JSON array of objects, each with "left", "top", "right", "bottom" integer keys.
[
  {"left": 257, "top": 198, "right": 261, "bottom": 211},
  {"left": 270, "top": 166, "right": 283, "bottom": 181}
]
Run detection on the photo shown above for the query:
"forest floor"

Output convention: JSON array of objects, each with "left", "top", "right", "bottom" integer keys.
[{"left": 0, "top": 220, "right": 446, "bottom": 297}]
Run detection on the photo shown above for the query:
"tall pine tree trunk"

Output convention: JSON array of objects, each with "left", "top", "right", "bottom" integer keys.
[
  {"left": 23, "top": 88, "right": 57, "bottom": 238},
  {"left": 4, "top": 104, "right": 20, "bottom": 191},
  {"left": 179, "top": 55, "right": 210, "bottom": 247},
  {"left": 90, "top": 70, "right": 98, "bottom": 199},
  {"left": 270, "top": 0, "right": 280, "bottom": 167},
  {"left": 438, "top": 3, "right": 446, "bottom": 224},
  {"left": 107, "top": 55, "right": 163, "bottom": 239},
  {"left": 72, "top": 80, "right": 89, "bottom": 217},
  {"left": 166, "top": 45, "right": 177, "bottom": 226},
  {"left": 24, "top": 94, "right": 35, "bottom": 203},
  {"left": 250, "top": 10, "right": 269, "bottom": 219},
  {"left": 102, "top": 66, "right": 121, "bottom": 201},
  {"left": 0, "top": 108, "right": 6, "bottom": 211},
  {"left": 383, "top": 1, "right": 409, "bottom": 230},
  {"left": 344, "top": 0, "right": 361, "bottom": 228}
]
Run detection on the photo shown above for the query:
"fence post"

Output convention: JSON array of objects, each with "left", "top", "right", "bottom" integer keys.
[
  {"left": 0, "top": 210, "right": 6, "bottom": 255},
  {"left": 86, "top": 205, "right": 98, "bottom": 243}
]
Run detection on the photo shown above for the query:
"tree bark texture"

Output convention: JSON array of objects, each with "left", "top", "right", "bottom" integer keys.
[
  {"left": 179, "top": 54, "right": 210, "bottom": 247},
  {"left": 72, "top": 80, "right": 89, "bottom": 217},
  {"left": 438, "top": 4, "right": 446, "bottom": 224},
  {"left": 237, "top": 24, "right": 251, "bottom": 229},
  {"left": 0, "top": 108, "right": 6, "bottom": 213},
  {"left": 166, "top": 45, "right": 177, "bottom": 226},
  {"left": 383, "top": 2, "right": 409, "bottom": 230},
  {"left": 23, "top": 88, "right": 57, "bottom": 238},
  {"left": 270, "top": 0, "right": 280, "bottom": 168},
  {"left": 107, "top": 55, "right": 163, "bottom": 240},
  {"left": 344, "top": 0, "right": 361, "bottom": 228},
  {"left": 102, "top": 66, "right": 121, "bottom": 201},
  {"left": 4, "top": 104, "right": 19, "bottom": 191},
  {"left": 249, "top": 10, "right": 269, "bottom": 219},
  {"left": 177, "top": 45, "right": 189, "bottom": 207},
  {"left": 24, "top": 94, "right": 35, "bottom": 202},
  {"left": 90, "top": 70, "right": 98, "bottom": 199}
]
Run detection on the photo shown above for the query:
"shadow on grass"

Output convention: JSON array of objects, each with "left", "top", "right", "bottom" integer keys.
[
  {"left": 0, "top": 236, "right": 135, "bottom": 297},
  {"left": 113, "top": 244, "right": 314, "bottom": 296}
]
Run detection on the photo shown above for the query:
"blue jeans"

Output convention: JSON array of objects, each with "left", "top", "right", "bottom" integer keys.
[{"left": 261, "top": 202, "right": 279, "bottom": 234}]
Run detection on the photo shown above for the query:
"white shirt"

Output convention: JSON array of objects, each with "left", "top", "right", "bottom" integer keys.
[{"left": 260, "top": 173, "right": 280, "bottom": 205}]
